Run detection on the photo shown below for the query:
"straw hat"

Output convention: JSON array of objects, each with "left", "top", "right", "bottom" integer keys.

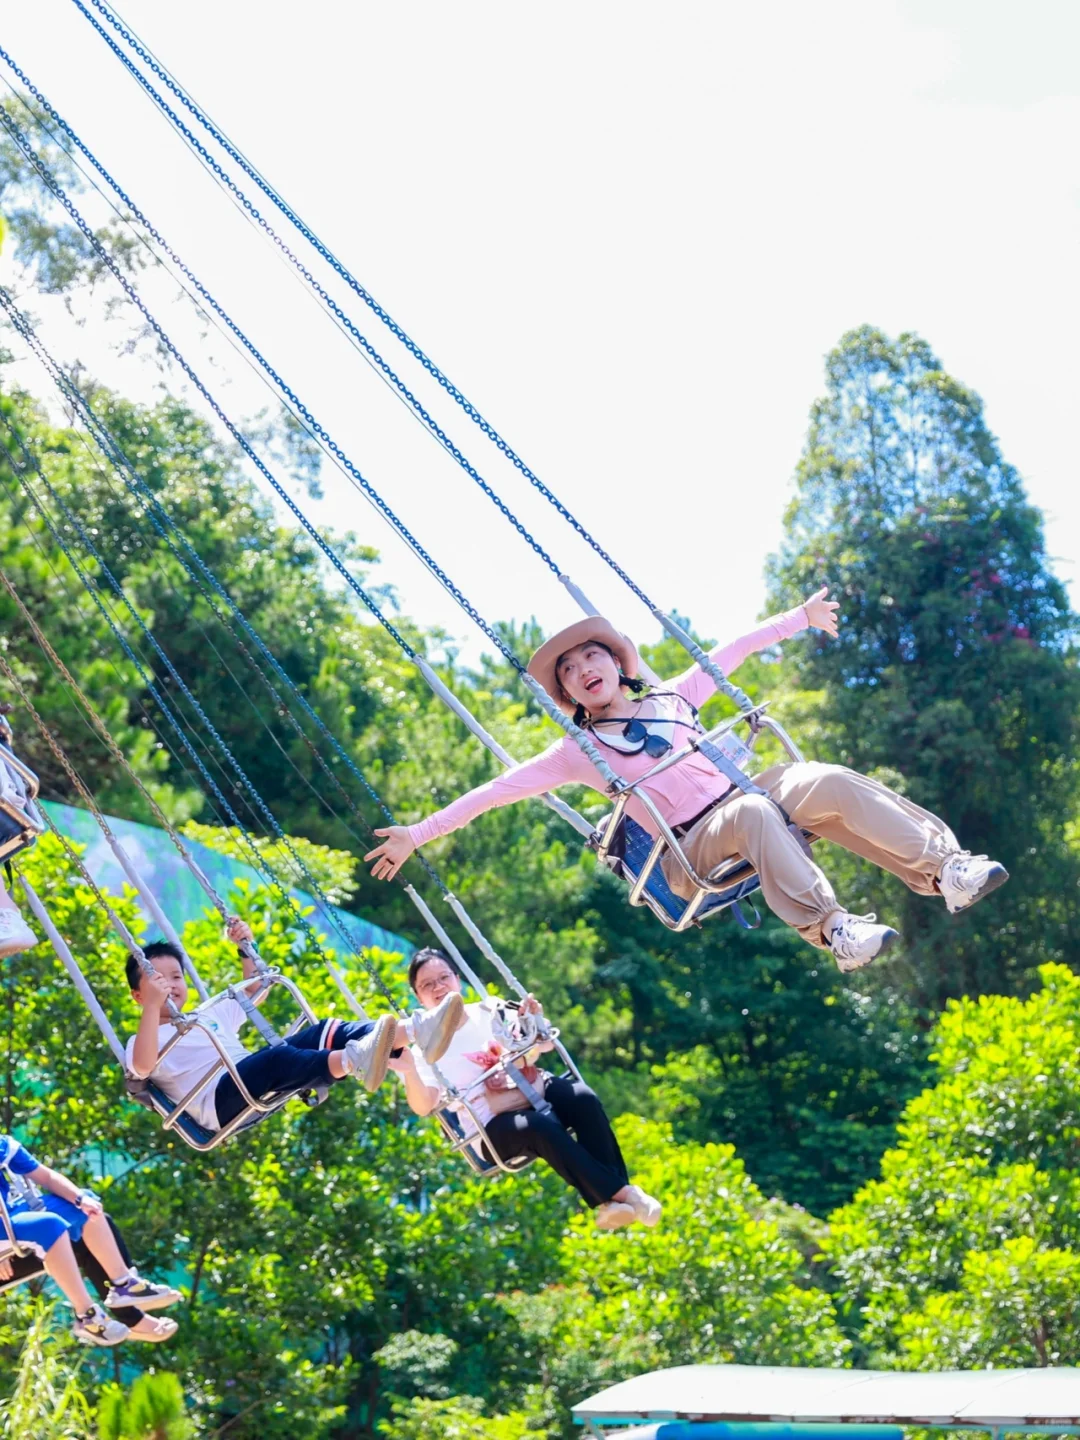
[{"left": 527, "top": 617, "right": 639, "bottom": 714}]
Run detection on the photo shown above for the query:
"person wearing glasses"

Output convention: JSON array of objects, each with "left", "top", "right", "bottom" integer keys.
[{"left": 366, "top": 588, "right": 1007, "bottom": 971}]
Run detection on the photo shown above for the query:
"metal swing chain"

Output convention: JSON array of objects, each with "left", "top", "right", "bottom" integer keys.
[
  {"left": 0, "top": 652, "right": 175, "bottom": 1003},
  {"left": 0, "top": 39, "right": 565, "bottom": 588},
  {"left": 0, "top": 103, "right": 626, "bottom": 794},
  {"left": 69, "top": 0, "right": 757, "bottom": 713},
  {"left": 0, "top": 380, "right": 393, "bottom": 1010},
  {"left": 0, "top": 314, "right": 515, "bottom": 1006}
]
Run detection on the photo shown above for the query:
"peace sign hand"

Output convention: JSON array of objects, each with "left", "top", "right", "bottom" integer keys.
[{"left": 803, "top": 585, "right": 840, "bottom": 639}]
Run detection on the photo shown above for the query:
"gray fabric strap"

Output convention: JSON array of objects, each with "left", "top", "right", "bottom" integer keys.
[
  {"left": 696, "top": 739, "right": 769, "bottom": 796},
  {"left": 503, "top": 1060, "right": 552, "bottom": 1117},
  {"left": 226, "top": 984, "right": 285, "bottom": 1048}
]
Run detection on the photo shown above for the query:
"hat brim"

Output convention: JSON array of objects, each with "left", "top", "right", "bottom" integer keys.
[{"left": 527, "top": 617, "right": 639, "bottom": 713}]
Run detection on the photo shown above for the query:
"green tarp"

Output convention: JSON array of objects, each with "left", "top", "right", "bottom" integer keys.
[{"left": 42, "top": 801, "right": 411, "bottom": 960}]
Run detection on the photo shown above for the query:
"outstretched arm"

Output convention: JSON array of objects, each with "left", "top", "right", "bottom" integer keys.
[
  {"left": 365, "top": 739, "right": 582, "bottom": 882},
  {"left": 675, "top": 586, "right": 839, "bottom": 709}
]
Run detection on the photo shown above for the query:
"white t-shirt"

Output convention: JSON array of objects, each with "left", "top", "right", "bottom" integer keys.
[
  {"left": 125, "top": 997, "right": 250, "bottom": 1131},
  {"left": 410, "top": 1000, "right": 500, "bottom": 1137}
]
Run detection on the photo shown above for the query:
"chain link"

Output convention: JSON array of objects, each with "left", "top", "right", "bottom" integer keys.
[
  {"left": 64, "top": 5, "right": 756, "bottom": 714},
  {"left": 0, "top": 363, "right": 390, "bottom": 1000},
  {"left": 0, "top": 101, "right": 627, "bottom": 785}
]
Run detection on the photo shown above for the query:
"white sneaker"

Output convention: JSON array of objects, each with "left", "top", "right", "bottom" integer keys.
[
  {"left": 72, "top": 1304, "right": 128, "bottom": 1347},
  {"left": 344, "top": 1014, "right": 398, "bottom": 1093},
  {"left": 409, "top": 993, "right": 466, "bottom": 1064},
  {"left": 937, "top": 853, "right": 1009, "bottom": 914},
  {"left": 104, "top": 1268, "right": 183, "bottom": 1312},
  {"left": 623, "top": 1185, "right": 662, "bottom": 1227},
  {"left": 0, "top": 907, "right": 38, "bottom": 960},
  {"left": 593, "top": 1201, "right": 636, "bottom": 1231},
  {"left": 826, "top": 912, "right": 898, "bottom": 973}
]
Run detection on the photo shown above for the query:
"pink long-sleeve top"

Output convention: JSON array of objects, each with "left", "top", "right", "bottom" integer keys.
[{"left": 407, "top": 605, "right": 809, "bottom": 848}]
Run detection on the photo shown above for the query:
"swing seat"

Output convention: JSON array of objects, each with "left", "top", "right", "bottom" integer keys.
[
  {"left": 0, "top": 1193, "right": 35, "bottom": 1293},
  {"left": 434, "top": 1106, "right": 535, "bottom": 1178},
  {"left": 612, "top": 814, "right": 765, "bottom": 931},
  {"left": 126, "top": 1075, "right": 312, "bottom": 1153},
  {"left": 592, "top": 711, "right": 816, "bottom": 933},
  {"left": 0, "top": 744, "right": 46, "bottom": 864}
]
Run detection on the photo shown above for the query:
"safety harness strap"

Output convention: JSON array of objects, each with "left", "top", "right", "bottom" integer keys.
[
  {"left": 226, "top": 984, "right": 285, "bottom": 1049},
  {"left": 502, "top": 1061, "right": 553, "bottom": 1117}
]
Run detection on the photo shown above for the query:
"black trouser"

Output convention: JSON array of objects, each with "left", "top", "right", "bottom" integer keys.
[
  {"left": 5, "top": 1214, "right": 144, "bottom": 1327},
  {"left": 483, "top": 1076, "right": 629, "bottom": 1208},
  {"left": 213, "top": 1018, "right": 374, "bottom": 1128}
]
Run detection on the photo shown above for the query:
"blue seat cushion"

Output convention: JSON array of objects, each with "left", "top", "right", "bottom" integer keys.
[{"left": 614, "top": 815, "right": 763, "bottom": 926}]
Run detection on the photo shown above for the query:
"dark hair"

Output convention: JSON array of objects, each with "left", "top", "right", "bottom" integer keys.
[
  {"left": 126, "top": 939, "right": 183, "bottom": 992},
  {"left": 407, "top": 946, "right": 455, "bottom": 994}
]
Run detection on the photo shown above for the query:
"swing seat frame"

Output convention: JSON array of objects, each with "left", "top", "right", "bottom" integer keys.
[
  {"left": 125, "top": 971, "right": 327, "bottom": 1152},
  {"left": 433, "top": 1019, "right": 580, "bottom": 1179},
  {"left": 593, "top": 709, "right": 816, "bottom": 932},
  {"left": 0, "top": 743, "right": 46, "bottom": 865},
  {"left": 0, "top": 1189, "right": 33, "bottom": 1292}
]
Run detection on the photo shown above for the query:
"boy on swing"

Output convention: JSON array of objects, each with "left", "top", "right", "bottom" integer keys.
[{"left": 125, "top": 919, "right": 465, "bottom": 1135}]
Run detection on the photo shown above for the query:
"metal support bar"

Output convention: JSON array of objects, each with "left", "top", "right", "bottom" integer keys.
[
  {"left": 21, "top": 877, "right": 126, "bottom": 1065},
  {"left": 558, "top": 573, "right": 662, "bottom": 686},
  {"left": 402, "top": 884, "right": 490, "bottom": 1000},
  {"left": 443, "top": 893, "right": 527, "bottom": 1000},
  {"left": 325, "top": 961, "right": 370, "bottom": 1022},
  {"left": 101, "top": 832, "right": 210, "bottom": 1002}
]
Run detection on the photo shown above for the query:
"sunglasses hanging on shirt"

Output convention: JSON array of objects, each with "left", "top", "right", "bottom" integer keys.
[{"left": 588, "top": 692, "right": 703, "bottom": 759}]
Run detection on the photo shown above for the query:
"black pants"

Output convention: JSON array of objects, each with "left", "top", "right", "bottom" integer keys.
[
  {"left": 484, "top": 1076, "right": 629, "bottom": 1208},
  {"left": 213, "top": 1018, "right": 374, "bottom": 1128},
  {"left": 5, "top": 1214, "right": 144, "bottom": 1327}
]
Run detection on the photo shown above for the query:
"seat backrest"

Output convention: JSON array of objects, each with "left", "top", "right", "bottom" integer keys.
[{"left": 605, "top": 814, "right": 764, "bottom": 928}]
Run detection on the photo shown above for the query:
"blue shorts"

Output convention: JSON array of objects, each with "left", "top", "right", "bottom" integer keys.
[{"left": 9, "top": 1195, "right": 86, "bottom": 1256}]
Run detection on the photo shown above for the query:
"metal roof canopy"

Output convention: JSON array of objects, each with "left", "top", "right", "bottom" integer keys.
[{"left": 572, "top": 1365, "right": 1080, "bottom": 1436}]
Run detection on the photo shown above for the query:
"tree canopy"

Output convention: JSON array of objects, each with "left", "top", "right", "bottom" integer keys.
[{"left": 1, "top": 160, "right": 1077, "bottom": 1437}]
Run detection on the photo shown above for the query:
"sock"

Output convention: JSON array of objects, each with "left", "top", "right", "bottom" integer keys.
[{"left": 110, "top": 1269, "right": 134, "bottom": 1287}]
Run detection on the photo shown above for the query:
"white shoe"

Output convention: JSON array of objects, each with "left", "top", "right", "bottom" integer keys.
[
  {"left": 593, "top": 1201, "right": 636, "bottom": 1231},
  {"left": 409, "top": 993, "right": 466, "bottom": 1064},
  {"left": 937, "top": 853, "right": 1009, "bottom": 914},
  {"left": 72, "top": 1304, "right": 128, "bottom": 1347},
  {"left": 623, "top": 1185, "right": 662, "bottom": 1227},
  {"left": 0, "top": 907, "right": 38, "bottom": 960},
  {"left": 344, "top": 1014, "right": 397, "bottom": 1093},
  {"left": 826, "top": 912, "right": 898, "bottom": 973}
]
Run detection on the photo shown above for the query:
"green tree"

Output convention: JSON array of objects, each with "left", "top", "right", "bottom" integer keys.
[
  {"left": 98, "top": 1373, "right": 193, "bottom": 1440},
  {"left": 769, "top": 325, "right": 1080, "bottom": 1008},
  {"left": 825, "top": 961, "right": 1080, "bottom": 1368},
  {"left": 0, "top": 1300, "right": 93, "bottom": 1440}
]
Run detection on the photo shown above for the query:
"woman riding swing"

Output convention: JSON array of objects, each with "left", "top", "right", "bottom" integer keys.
[{"left": 366, "top": 588, "right": 1007, "bottom": 971}]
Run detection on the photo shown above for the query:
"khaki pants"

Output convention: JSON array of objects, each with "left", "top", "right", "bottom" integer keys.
[{"left": 662, "top": 762, "right": 958, "bottom": 948}]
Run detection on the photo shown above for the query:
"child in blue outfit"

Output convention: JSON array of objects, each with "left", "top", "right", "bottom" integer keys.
[{"left": 0, "top": 1133, "right": 181, "bottom": 1345}]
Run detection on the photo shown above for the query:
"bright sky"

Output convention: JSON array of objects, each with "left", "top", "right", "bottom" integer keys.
[{"left": 3, "top": 0, "right": 1078, "bottom": 667}]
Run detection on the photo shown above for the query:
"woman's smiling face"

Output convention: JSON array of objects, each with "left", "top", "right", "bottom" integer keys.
[{"left": 556, "top": 641, "right": 623, "bottom": 712}]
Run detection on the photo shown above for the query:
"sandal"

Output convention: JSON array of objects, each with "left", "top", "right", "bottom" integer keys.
[{"left": 126, "top": 1315, "right": 178, "bottom": 1344}]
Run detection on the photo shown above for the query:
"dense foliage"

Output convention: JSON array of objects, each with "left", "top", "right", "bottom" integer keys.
[{"left": 1, "top": 122, "right": 1078, "bottom": 1435}]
